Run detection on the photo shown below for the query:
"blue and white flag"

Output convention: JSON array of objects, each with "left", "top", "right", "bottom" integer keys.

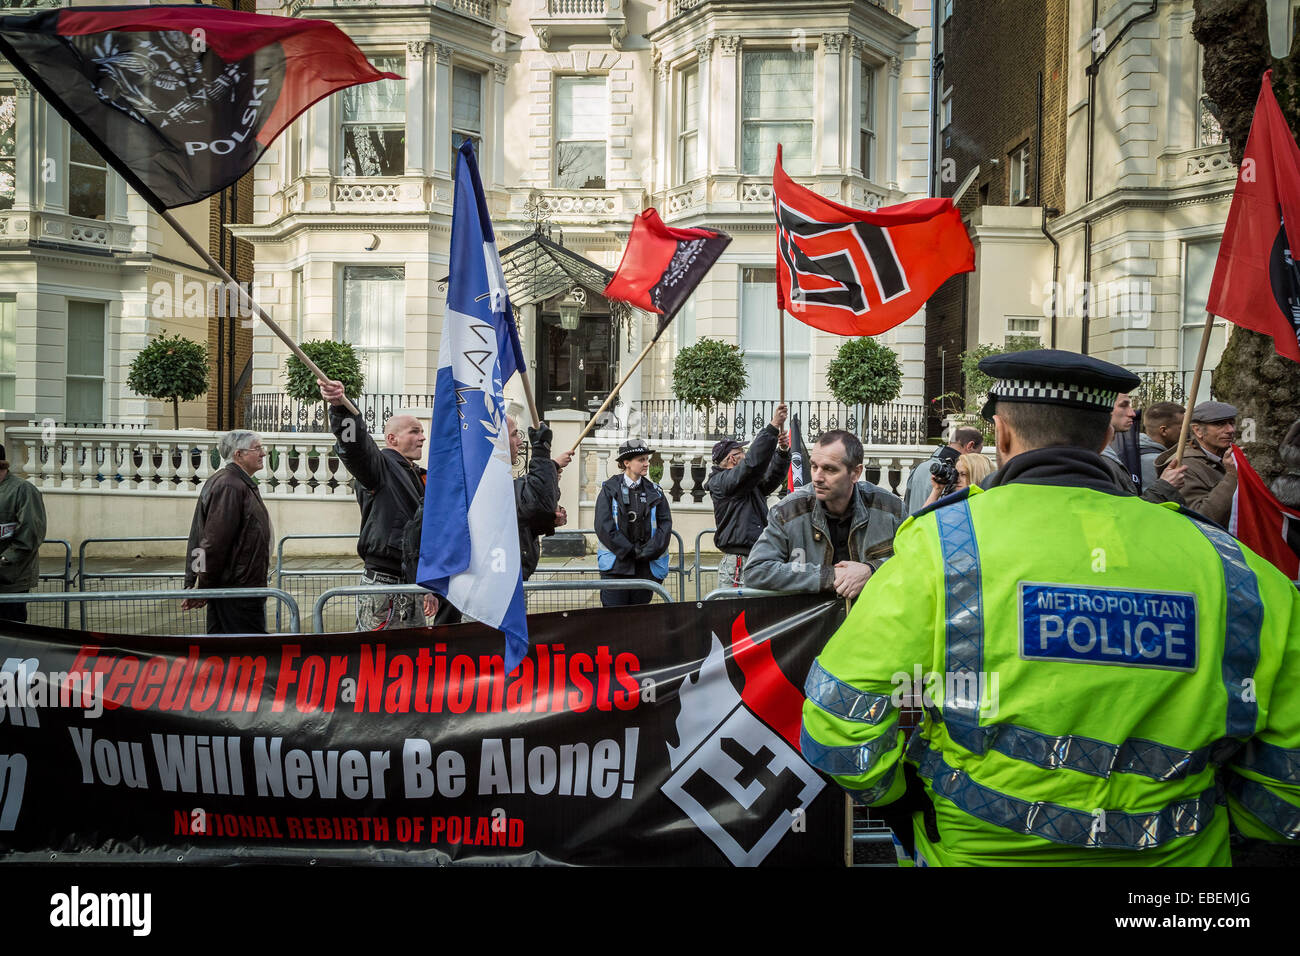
[{"left": 418, "top": 141, "right": 529, "bottom": 671}]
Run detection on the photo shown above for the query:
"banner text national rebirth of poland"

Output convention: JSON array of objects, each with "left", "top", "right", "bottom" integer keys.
[{"left": 0, "top": 596, "right": 847, "bottom": 866}]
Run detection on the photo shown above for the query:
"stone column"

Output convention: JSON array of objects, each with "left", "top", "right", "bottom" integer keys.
[
  {"left": 405, "top": 41, "right": 427, "bottom": 176},
  {"left": 548, "top": 409, "right": 587, "bottom": 521},
  {"left": 695, "top": 37, "right": 713, "bottom": 182},
  {"left": 716, "top": 35, "right": 740, "bottom": 173},
  {"left": 1166, "top": 10, "right": 1193, "bottom": 153},
  {"left": 820, "top": 34, "right": 844, "bottom": 174},
  {"left": 432, "top": 43, "right": 454, "bottom": 180},
  {"left": 886, "top": 55, "right": 901, "bottom": 191},
  {"left": 13, "top": 78, "right": 33, "bottom": 212},
  {"left": 307, "top": 97, "right": 330, "bottom": 176},
  {"left": 492, "top": 64, "right": 508, "bottom": 191},
  {"left": 848, "top": 39, "right": 864, "bottom": 176},
  {"left": 653, "top": 56, "right": 669, "bottom": 191}
]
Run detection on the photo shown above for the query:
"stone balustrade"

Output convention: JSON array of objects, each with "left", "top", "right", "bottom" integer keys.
[{"left": 6, "top": 427, "right": 355, "bottom": 498}]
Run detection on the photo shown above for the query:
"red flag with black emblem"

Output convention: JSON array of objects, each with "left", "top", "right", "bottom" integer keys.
[
  {"left": 773, "top": 145, "right": 974, "bottom": 336},
  {"left": 604, "top": 208, "right": 731, "bottom": 338},
  {"left": 1228, "top": 445, "right": 1300, "bottom": 581},
  {"left": 0, "top": 5, "right": 399, "bottom": 211},
  {"left": 1205, "top": 70, "right": 1300, "bottom": 363}
]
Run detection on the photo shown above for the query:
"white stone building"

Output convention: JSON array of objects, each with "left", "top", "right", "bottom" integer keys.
[{"left": 234, "top": 0, "right": 936, "bottom": 432}]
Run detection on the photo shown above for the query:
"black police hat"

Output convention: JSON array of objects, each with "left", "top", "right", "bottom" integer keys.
[
  {"left": 616, "top": 439, "right": 655, "bottom": 462},
  {"left": 977, "top": 349, "right": 1140, "bottom": 421}
]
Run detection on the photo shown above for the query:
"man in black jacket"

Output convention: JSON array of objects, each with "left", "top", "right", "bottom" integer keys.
[
  {"left": 707, "top": 402, "right": 790, "bottom": 588},
  {"left": 508, "top": 415, "right": 571, "bottom": 580},
  {"left": 320, "top": 379, "right": 437, "bottom": 629}
]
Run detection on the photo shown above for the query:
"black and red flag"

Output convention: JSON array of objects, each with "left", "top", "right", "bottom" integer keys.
[
  {"left": 773, "top": 144, "right": 974, "bottom": 336},
  {"left": 1205, "top": 70, "right": 1300, "bottom": 363},
  {"left": 0, "top": 5, "right": 399, "bottom": 211},
  {"left": 787, "top": 414, "right": 809, "bottom": 492},
  {"left": 1228, "top": 445, "right": 1300, "bottom": 582},
  {"left": 603, "top": 208, "right": 730, "bottom": 337}
]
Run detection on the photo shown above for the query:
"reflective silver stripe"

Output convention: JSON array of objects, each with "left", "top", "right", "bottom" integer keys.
[
  {"left": 1229, "top": 776, "right": 1300, "bottom": 839},
  {"left": 849, "top": 763, "right": 899, "bottom": 806},
  {"left": 803, "top": 658, "right": 895, "bottom": 725},
  {"left": 1193, "top": 522, "right": 1262, "bottom": 738},
  {"left": 910, "top": 736, "right": 1216, "bottom": 849},
  {"left": 935, "top": 502, "right": 984, "bottom": 737},
  {"left": 799, "top": 725, "right": 896, "bottom": 777},
  {"left": 1238, "top": 740, "right": 1300, "bottom": 784}
]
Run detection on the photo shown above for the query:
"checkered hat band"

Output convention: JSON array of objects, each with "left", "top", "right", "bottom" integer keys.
[{"left": 991, "top": 379, "right": 1118, "bottom": 411}]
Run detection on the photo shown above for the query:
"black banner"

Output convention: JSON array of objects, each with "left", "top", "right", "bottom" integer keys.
[{"left": 0, "top": 596, "right": 846, "bottom": 866}]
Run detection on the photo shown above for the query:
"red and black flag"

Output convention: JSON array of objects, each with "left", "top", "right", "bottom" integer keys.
[
  {"left": 1206, "top": 70, "right": 1300, "bottom": 363},
  {"left": 604, "top": 208, "right": 730, "bottom": 338},
  {"left": 0, "top": 5, "right": 399, "bottom": 211},
  {"left": 773, "top": 144, "right": 974, "bottom": 336},
  {"left": 1228, "top": 445, "right": 1300, "bottom": 582}
]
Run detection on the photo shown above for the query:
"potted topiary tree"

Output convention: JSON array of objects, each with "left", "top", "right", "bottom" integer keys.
[
  {"left": 826, "top": 337, "right": 903, "bottom": 442},
  {"left": 672, "top": 338, "right": 748, "bottom": 440},
  {"left": 126, "top": 332, "right": 210, "bottom": 429},
  {"left": 284, "top": 339, "right": 365, "bottom": 433}
]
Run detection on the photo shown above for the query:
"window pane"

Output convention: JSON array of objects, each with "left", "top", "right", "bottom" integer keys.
[
  {"left": 0, "top": 94, "right": 13, "bottom": 212},
  {"left": 341, "top": 56, "right": 405, "bottom": 123},
  {"left": 66, "top": 379, "right": 102, "bottom": 422},
  {"left": 860, "top": 65, "right": 874, "bottom": 129},
  {"left": 452, "top": 131, "right": 483, "bottom": 157},
  {"left": 740, "top": 268, "right": 809, "bottom": 400},
  {"left": 742, "top": 52, "right": 813, "bottom": 175},
  {"left": 0, "top": 296, "right": 14, "bottom": 406},
  {"left": 342, "top": 266, "right": 404, "bottom": 393},
  {"left": 69, "top": 164, "right": 106, "bottom": 219},
  {"left": 70, "top": 130, "right": 103, "bottom": 166},
  {"left": 68, "top": 302, "right": 105, "bottom": 377},
  {"left": 453, "top": 68, "right": 483, "bottom": 134},
  {"left": 341, "top": 127, "right": 405, "bottom": 177},
  {"left": 683, "top": 67, "right": 699, "bottom": 131},
  {"left": 556, "top": 77, "right": 608, "bottom": 139},
  {"left": 680, "top": 131, "right": 698, "bottom": 183},
  {"left": 555, "top": 141, "right": 606, "bottom": 189}
]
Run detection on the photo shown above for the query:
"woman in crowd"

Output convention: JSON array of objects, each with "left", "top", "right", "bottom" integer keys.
[{"left": 594, "top": 439, "right": 672, "bottom": 607}]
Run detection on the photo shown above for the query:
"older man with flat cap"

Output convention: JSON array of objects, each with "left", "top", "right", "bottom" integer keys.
[
  {"left": 800, "top": 348, "right": 1300, "bottom": 867},
  {"left": 1154, "top": 401, "right": 1238, "bottom": 527}
]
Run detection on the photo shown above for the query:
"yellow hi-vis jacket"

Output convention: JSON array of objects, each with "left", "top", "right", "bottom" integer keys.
[{"left": 801, "top": 481, "right": 1300, "bottom": 866}]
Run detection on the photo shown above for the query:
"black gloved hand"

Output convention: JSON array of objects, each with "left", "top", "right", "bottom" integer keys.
[
  {"left": 635, "top": 543, "right": 660, "bottom": 560},
  {"left": 875, "top": 762, "right": 940, "bottom": 861},
  {"left": 528, "top": 423, "right": 553, "bottom": 454}
]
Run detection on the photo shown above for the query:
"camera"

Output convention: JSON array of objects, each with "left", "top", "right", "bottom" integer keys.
[{"left": 931, "top": 457, "right": 959, "bottom": 493}]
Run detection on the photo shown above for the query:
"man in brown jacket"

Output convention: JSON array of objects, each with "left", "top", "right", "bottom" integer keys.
[
  {"left": 1155, "top": 401, "right": 1239, "bottom": 527},
  {"left": 182, "top": 431, "right": 273, "bottom": 633}
]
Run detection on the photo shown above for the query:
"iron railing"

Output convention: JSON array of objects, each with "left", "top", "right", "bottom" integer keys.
[
  {"left": 1133, "top": 370, "right": 1212, "bottom": 407},
  {"left": 244, "top": 392, "right": 437, "bottom": 434},
  {"left": 608, "top": 399, "right": 928, "bottom": 445}
]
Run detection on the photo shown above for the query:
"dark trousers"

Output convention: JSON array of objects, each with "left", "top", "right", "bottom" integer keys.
[
  {"left": 206, "top": 596, "right": 268, "bottom": 634},
  {"left": 0, "top": 599, "right": 27, "bottom": 623},
  {"left": 600, "top": 564, "right": 656, "bottom": 607}
]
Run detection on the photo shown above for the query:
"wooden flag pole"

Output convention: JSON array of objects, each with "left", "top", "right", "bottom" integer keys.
[
  {"left": 566, "top": 333, "right": 661, "bottom": 455},
  {"left": 507, "top": 309, "right": 541, "bottom": 426},
  {"left": 1173, "top": 309, "right": 1216, "bottom": 465},
  {"left": 160, "top": 208, "right": 362, "bottom": 418}
]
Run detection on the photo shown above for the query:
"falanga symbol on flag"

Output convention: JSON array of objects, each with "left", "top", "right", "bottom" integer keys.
[{"left": 418, "top": 141, "right": 530, "bottom": 672}]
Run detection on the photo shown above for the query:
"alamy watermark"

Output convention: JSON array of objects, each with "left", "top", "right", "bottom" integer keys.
[
  {"left": 150, "top": 272, "right": 270, "bottom": 322},
  {"left": 890, "top": 665, "right": 1000, "bottom": 718},
  {"left": 1039, "top": 276, "right": 1154, "bottom": 327}
]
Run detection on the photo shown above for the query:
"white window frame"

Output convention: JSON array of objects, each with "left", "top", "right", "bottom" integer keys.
[
  {"left": 452, "top": 64, "right": 485, "bottom": 161},
  {"left": 0, "top": 294, "right": 14, "bottom": 408},
  {"left": 940, "top": 86, "right": 953, "bottom": 132},
  {"left": 860, "top": 64, "right": 877, "bottom": 179},
  {"left": 677, "top": 65, "right": 699, "bottom": 185},
  {"left": 68, "top": 126, "right": 107, "bottom": 220},
  {"left": 338, "top": 53, "right": 406, "bottom": 177},
  {"left": 738, "top": 266, "right": 810, "bottom": 401},
  {"left": 66, "top": 300, "right": 106, "bottom": 423},
  {"left": 741, "top": 48, "right": 815, "bottom": 177},
  {"left": 339, "top": 265, "right": 406, "bottom": 395},
  {"left": 554, "top": 75, "right": 608, "bottom": 190},
  {"left": 1005, "top": 315, "right": 1042, "bottom": 346},
  {"left": 0, "top": 89, "right": 14, "bottom": 213},
  {"left": 1009, "top": 142, "right": 1030, "bottom": 204},
  {"left": 1196, "top": 49, "right": 1225, "bottom": 148}
]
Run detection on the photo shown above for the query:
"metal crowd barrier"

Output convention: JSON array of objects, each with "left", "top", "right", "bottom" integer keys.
[
  {"left": 311, "top": 578, "right": 675, "bottom": 633},
  {"left": 36, "top": 538, "right": 74, "bottom": 629},
  {"left": 702, "top": 586, "right": 790, "bottom": 601},
  {"left": 76, "top": 536, "right": 191, "bottom": 632},
  {"left": 273, "top": 533, "right": 362, "bottom": 631},
  {"left": 694, "top": 528, "right": 717, "bottom": 601},
  {"left": 0, "top": 588, "right": 301, "bottom": 634},
  {"left": 526, "top": 529, "right": 689, "bottom": 608}
]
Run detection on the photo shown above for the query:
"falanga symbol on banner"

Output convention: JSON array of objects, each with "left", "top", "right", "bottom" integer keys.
[{"left": 662, "top": 626, "right": 823, "bottom": 866}]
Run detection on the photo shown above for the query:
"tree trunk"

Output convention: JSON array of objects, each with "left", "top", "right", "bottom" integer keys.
[
  {"left": 172, "top": 397, "right": 179, "bottom": 430},
  {"left": 1192, "top": 0, "right": 1300, "bottom": 484}
]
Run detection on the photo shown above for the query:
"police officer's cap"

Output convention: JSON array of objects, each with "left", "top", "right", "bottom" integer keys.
[
  {"left": 1190, "top": 400, "right": 1238, "bottom": 424},
  {"left": 616, "top": 439, "right": 655, "bottom": 462},
  {"left": 977, "top": 349, "right": 1140, "bottom": 421}
]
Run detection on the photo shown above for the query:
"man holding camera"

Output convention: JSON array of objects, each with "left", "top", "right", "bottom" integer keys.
[{"left": 903, "top": 427, "right": 984, "bottom": 515}]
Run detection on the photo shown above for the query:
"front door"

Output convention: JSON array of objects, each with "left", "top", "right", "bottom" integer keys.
[{"left": 538, "top": 315, "right": 614, "bottom": 414}]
